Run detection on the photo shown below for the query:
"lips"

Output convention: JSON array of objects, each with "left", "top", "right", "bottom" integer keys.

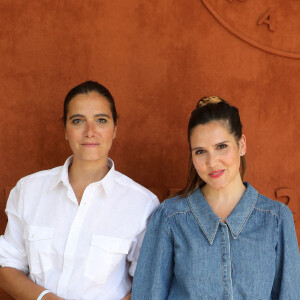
[
  {"left": 208, "top": 170, "right": 224, "bottom": 178},
  {"left": 81, "top": 143, "right": 99, "bottom": 147}
]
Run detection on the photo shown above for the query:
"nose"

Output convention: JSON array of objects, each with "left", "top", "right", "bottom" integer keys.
[
  {"left": 206, "top": 152, "right": 218, "bottom": 168},
  {"left": 84, "top": 121, "right": 96, "bottom": 137}
]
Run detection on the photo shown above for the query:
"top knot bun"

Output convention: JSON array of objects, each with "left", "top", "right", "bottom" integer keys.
[{"left": 197, "top": 96, "right": 224, "bottom": 108}]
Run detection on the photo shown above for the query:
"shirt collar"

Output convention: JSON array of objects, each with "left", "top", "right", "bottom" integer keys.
[
  {"left": 187, "top": 182, "right": 258, "bottom": 245},
  {"left": 49, "top": 156, "right": 116, "bottom": 197},
  {"left": 99, "top": 158, "right": 115, "bottom": 196},
  {"left": 49, "top": 156, "right": 73, "bottom": 190}
]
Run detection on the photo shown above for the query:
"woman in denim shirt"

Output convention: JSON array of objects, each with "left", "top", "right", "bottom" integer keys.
[{"left": 132, "top": 97, "right": 300, "bottom": 299}]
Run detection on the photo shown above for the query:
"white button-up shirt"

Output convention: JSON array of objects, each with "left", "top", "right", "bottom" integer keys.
[{"left": 0, "top": 157, "right": 159, "bottom": 300}]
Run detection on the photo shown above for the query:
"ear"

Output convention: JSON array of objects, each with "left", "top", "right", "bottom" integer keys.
[
  {"left": 239, "top": 134, "right": 246, "bottom": 156},
  {"left": 64, "top": 128, "right": 68, "bottom": 140},
  {"left": 113, "top": 124, "right": 117, "bottom": 140}
]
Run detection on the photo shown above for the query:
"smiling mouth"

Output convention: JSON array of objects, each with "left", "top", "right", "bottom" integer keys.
[{"left": 208, "top": 170, "right": 224, "bottom": 178}]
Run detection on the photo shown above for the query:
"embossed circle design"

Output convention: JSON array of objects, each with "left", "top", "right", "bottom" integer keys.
[{"left": 202, "top": 0, "right": 300, "bottom": 59}]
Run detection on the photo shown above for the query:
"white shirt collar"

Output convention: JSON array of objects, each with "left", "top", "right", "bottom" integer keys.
[
  {"left": 49, "top": 156, "right": 116, "bottom": 197},
  {"left": 100, "top": 158, "right": 116, "bottom": 197}
]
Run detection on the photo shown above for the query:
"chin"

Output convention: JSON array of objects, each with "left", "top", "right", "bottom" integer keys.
[
  {"left": 206, "top": 180, "right": 229, "bottom": 191},
  {"left": 76, "top": 154, "right": 106, "bottom": 162}
]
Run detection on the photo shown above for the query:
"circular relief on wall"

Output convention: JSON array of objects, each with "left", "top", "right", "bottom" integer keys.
[{"left": 202, "top": 0, "right": 300, "bottom": 59}]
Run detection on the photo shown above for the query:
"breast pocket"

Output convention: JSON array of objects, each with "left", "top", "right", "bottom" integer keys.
[
  {"left": 84, "top": 235, "right": 131, "bottom": 285},
  {"left": 24, "top": 225, "right": 54, "bottom": 275}
]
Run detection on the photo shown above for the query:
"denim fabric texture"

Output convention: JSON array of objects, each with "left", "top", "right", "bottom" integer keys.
[{"left": 131, "top": 183, "right": 300, "bottom": 300}]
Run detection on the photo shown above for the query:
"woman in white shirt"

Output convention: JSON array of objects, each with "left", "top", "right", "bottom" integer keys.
[{"left": 0, "top": 81, "right": 159, "bottom": 300}]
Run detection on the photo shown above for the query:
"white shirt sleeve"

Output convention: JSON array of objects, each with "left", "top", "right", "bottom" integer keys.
[
  {"left": 127, "top": 196, "right": 160, "bottom": 276},
  {"left": 0, "top": 181, "right": 29, "bottom": 274}
]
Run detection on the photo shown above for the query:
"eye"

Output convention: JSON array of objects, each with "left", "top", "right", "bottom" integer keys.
[
  {"left": 217, "top": 144, "right": 227, "bottom": 150},
  {"left": 97, "top": 118, "right": 107, "bottom": 123},
  {"left": 71, "top": 118, "right": 83, "bottom": 125},
  {"left": 195, "top": 149, "right": 206, "bottom": 155}
]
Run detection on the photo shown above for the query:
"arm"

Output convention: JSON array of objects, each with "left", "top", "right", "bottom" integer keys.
[
  {"left": 271, "top": 204, "right": 300, "bottom": 299},
  {"left": 121, "top": 292, "right": 131, "bottom": 300},
  {"left": 0, "top": 267, "right": 63, "bottom": 300},
  {"left": 0, "top": 184, "right": 62, "bottom": 300},
  {"left": 131, "top": 204, "right": 174, "bottom": 300}
]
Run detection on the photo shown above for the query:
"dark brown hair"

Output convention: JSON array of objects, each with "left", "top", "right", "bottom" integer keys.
[
  {"left": 175, "top": 96, "right": 246, "bottom": 198},
  {"left": 63, "top": 81, "right": 117, "bottom": 126}
]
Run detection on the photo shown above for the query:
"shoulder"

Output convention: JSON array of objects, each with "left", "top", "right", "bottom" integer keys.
[
  {"left": 6, "top": 165, "right": 63, "bottom": 207},
  {"left": 16, "top": 166, "right": 62, "bottom": 188},
  {"left": 254, "top": 191, "right": 292, "bottom": 220},
  {"left": 114, "top": 171, "right": 155, "bottom": 198},
  {"left": 146, "top": 196, "right": 191, "bottom": 234},
  {"left": 113, "top": 170, "right": 159, "bottom": 203},
  {"left": 156, "top": 195, "right": 190, "bottom": 218}
]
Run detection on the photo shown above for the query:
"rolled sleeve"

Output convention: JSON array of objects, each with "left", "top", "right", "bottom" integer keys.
[
  {"left": 0, "top": 183, "right": 28, "bottom": 274},
  {"left": 272, "top": 204, "right": 300, "bottom": 299},
  {"left": 131, "top": 203, "right": 174, "bottom": 300}
]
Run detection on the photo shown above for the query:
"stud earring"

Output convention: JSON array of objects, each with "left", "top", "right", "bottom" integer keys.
[{"left": 240, "top": 151, "right": 244, "bottom": 156}]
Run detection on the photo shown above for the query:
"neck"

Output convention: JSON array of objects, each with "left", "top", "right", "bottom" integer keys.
[
  {"left": 69, "top": 157, "right": 109, "bottom": 184},
  {"left": 201, "top": 178, "right": 246, "bottom": 221},
  {"left": 68, "top": 157, "right": 110, "bottom": 204}
]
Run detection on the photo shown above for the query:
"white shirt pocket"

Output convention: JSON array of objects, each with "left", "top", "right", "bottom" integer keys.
[
  {"left": 23, "top": 225, "right": 54, "bottom": 275},
  {"left": 84, "top": 235, "right": 131, "bottom": 285}
]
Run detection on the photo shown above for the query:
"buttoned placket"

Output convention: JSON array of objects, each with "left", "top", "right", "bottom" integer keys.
[
  {"left": 220, "top": 222, "right": 234, "bottom": 300},
  {"left": 57, "top": 183, "right": 102, "bottom": 297}
]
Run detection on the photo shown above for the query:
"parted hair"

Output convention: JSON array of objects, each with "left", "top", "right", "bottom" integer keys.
[
  {"left": 174, "top": 96, "right": 246, "bottom": 198},
  {"left": 63, "top": 80, "right": 118, "bottom": 126}
]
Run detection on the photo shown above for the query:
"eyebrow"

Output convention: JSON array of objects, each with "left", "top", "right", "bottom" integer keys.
[
  {"left": 191, "top": 140, "right": 230, "bottom": 151},
  {"left": 69, "top": 113, "right": 111, "bottom": 119}
]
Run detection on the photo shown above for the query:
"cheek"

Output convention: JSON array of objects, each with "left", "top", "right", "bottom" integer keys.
[
  {"left": 103, "top": 128, "right": 116, "bottom": 140},
  {"left": 192, "top": 156, "right": 206, "bottom": 173},
  {"left": 66, "top": 129, "right": 79, "bottom": 140},
  {"left": 65, "top": 127, "right": 82, "bottom": 145},
  {"left": 223, "top": 151, "right": 240, "bottom": 168}
]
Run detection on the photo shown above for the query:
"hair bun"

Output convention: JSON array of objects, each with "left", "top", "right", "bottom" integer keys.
[{"left": 197, "top": 96, "right": 224, "bottom": 108}]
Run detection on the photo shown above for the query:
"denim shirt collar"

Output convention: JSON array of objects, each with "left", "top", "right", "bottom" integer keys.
[{"left": 187, "top": 182, "right": 258, "bottom": 245}]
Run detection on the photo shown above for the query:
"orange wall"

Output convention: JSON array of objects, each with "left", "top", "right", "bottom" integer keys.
[{"left": 0, "top": 1, "right": 299, "bottom": 298}]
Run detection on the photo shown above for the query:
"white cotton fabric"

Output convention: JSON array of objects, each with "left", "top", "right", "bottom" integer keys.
[{"left": 0, "top": 156, "right": 159, "bottom": 300}]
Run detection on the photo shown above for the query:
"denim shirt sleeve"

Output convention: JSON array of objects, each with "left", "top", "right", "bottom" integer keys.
[
  {"left": 271, "top": 204, "right": 300, "bottom": 299},
  {"left": 131, "top": 203, "right": 173, "bottom": 300}
]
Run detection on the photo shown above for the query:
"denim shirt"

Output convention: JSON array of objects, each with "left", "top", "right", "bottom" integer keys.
[{"left": 131, "top": 183, "right": 300, "bottom": 300}]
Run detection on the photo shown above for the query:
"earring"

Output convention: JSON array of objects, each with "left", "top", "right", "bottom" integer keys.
[
  {"left": 240, "top": 151, "right": 244, "bottom": 156},
  {"left": 65, "top": 135, "right": 68, "bottom": 140}
]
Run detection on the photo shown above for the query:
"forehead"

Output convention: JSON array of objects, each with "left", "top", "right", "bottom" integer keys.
[
  {"left": 67, "top": 92, "right": 112, "bottom": 115},
  {"left": 190, "top": 121, "right": 234, "bottom": 144}
]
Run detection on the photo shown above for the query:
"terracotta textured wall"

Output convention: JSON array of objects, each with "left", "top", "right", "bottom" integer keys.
[{"left": 0, "top": 1, "right": 299, "bottom": 298}]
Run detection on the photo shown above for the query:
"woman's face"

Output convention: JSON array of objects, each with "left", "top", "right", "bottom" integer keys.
[
  {"left": 65, "top": 91, "right": 117, "bottom": 164},
  {"left": 190, "top": 121, "right": 246, "bottom": 192}
]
